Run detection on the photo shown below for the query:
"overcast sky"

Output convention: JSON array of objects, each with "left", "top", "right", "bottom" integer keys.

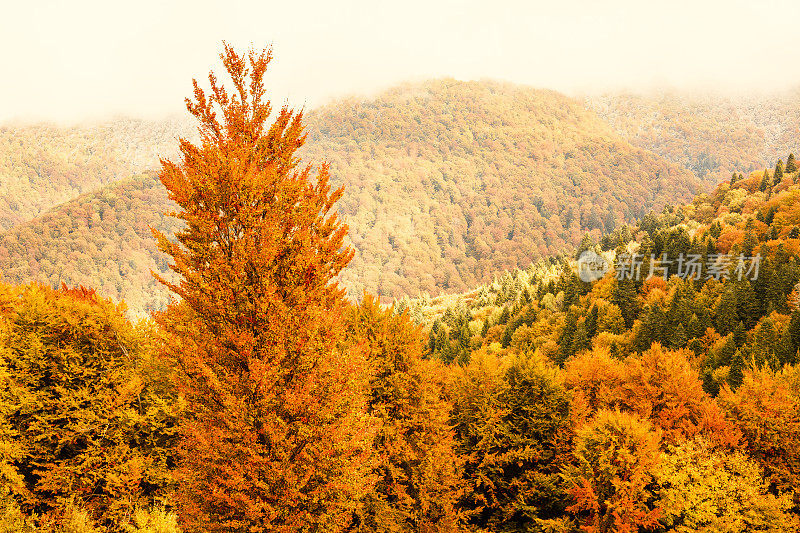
[{"left": 2, "top": 0, "right": 799, "bottom": 124}]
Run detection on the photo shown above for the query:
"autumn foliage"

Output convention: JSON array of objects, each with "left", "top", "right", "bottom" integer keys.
[
  {"left": 4, "top": 44, "right": 800, "bottom": 533},
  {"left": 152, "top": 44, "right": 376, "bottom": 532}
]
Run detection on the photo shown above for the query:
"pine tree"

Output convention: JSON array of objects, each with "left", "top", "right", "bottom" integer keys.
[
  {"left": 728, "top": 350, "right": 745, "bottom": 390},
  {"left": 759, "top": 170, "right": 771, "bottom": 192},
  {"left": 773, "top": 159, "right": 784, "bottom": 186},
  {"left": 671, "top": 323, "right": 688, "bottom": 348},
  {"left": 715, "top": 288, "right": 738, "bottom": 336},
  {"left": 786, "top": 153, "right": 797, "bottom": 173},
  {"left": 688, "top": 313, "right": 702, "bottom": 339},
  {"left": 152, "top": 44, "right": 375, "bottom": 532}
]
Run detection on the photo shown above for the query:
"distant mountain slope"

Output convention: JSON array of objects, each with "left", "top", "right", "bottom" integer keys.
[
  {"left": 0, "top": 80, "right": 701, "bottom": 314},
  {"left": 0, "top": 174, "right": 179, "bottom": 315},
  {"left": 301, "top": 79, "right": 700, "bottom": 298},
  {"left": 585, "top": 90, "right": 800, "bottom": 184},
  {"left": 0, "top": 118, "right": 194, "bottom": 230}
]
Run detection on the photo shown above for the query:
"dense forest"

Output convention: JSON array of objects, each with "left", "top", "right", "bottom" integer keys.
[
  {"left": 300, "top": 80, "right": 700, "bottom": 298},
  {"left": 0, "top": 80, "right": 704, "bottom": 316},
  {"left": 0, "top": 174, "right": 178, "bottom": 316},
  {"left": 0, "top": 119, "right": 193, "bottom": 230},
  {"left": 586, "top": 90, "right": 800, "bottom": 184},
  {"left": 2, "top": 44, "right": 800, "bottom": 532}
]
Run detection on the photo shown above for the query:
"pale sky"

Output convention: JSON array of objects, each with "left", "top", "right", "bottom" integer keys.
[{"left": 2, "top": 0, "right": 799, "bottom": 124}]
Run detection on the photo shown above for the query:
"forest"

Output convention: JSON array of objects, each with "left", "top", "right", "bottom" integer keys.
[
  {"left": 0, "top": 80, "right": 705, "bottom": 317},
  {"left": 1, "top": 44, "right": 800, "bottom": 533}
]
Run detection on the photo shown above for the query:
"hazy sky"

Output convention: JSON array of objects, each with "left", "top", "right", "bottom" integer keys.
[{"left": 2, "top": 0, "right": 799, "bottom": 124}]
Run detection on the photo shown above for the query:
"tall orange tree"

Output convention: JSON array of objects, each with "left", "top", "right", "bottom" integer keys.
[{"left": 152, "top": 44, "right": 376, "bottom": 532}]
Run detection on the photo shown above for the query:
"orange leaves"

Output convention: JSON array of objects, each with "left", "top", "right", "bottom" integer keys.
[
  {"left": 154, "top": 45, "right": 377, "bottom": 532},
  {"left": 564, "top": 344, "right": 739, "bottom": 447},
  {"left": 564, "top": 409, "right": 662, "bottom": 533}
]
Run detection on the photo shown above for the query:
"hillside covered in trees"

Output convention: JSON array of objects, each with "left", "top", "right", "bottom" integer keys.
[
  {"left": 2, "top": 45, "right": 800, "bottom": 532},
  {"left": 0, "top": 119, "right": 193, "bottom": 230},
  {"left": 0, "top": 174, "right": 179, "bottom": 315},
  {"left": 0, "top": 80, "right": 704, "bottom": 314},
  {"left": 302, "top": 79, "right": 701, "bottom": 298},
  {"left": 586, "top": 90, "right": 800, "bottom": 185}
]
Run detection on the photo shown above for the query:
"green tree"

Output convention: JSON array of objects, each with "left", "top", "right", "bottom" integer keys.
[
  {"left": 786, "top": 153, "right": 797, "bottom": 173},
  {"left": 452, "top": 351, "right": 573, "bottom": 532}
]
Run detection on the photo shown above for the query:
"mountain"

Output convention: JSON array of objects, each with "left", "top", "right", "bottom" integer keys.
[
  {"left": 0, "top": 118, "right": 193, "bottom": 230},
  {"left": 0, "top": 174, "right": 179, "bottom": 315},
  {"left": 585, "top": 89, "right": 800, "bottom": 185},
  {"left": 301, "top": 79, "right": 700, "bottom": 298},
  {"left": 407, "top": 155, "right": 800, "bottom": 388},
  {"left": 0, "top": 80, "right": 703, "bottom": 315}
]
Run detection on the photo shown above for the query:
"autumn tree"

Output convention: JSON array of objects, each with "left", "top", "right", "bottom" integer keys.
[
  {"left": 152, "top": 44, "right": 375, "bottom": 532},
  {"left": 563, "top": 409, "right": 662, "bottom": 533},
  {"left": 717, "top": 367, "right": 800, "bottom": 495},
  {"left": 655, "top": 437, "right": 799, "bottom": 532},
  {"left": 344, "top": 295, "right": 462, "bottom": 533},
  {"left": 0, "top": 282, "right": 178, "bottom": 528},
  {"left": 450, "top": 350, "right": 574, "bottom": 532}
]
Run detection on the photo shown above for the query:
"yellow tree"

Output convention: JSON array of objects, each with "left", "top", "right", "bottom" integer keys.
[{"left": 153, "top": 44, "right": 376, "bottom": 532}]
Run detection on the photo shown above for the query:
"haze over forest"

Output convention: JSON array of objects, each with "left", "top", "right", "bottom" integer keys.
[
  {"left": 3, "top": 0, "right": 800, "bottom": 124},
  {"left": 5, "top": 2, "right": 800, "bottom": 532}
]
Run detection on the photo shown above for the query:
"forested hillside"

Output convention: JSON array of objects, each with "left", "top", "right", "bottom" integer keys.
[
  {"left": 0, "top": 118, "right": 193, "bottom": 230},
  {"left": 586, "top": 90, "right": 800, "bottom": 184},
  {"left": 302, "top": 79, "right": 700, "bottom": 298},
  {"left": 0, "top": 80, "right": 703, "bottom": 314},
  {"left": 0, "top": 174, "right": 179, "bottom": 315},
  {"left": 391, "top": 155, "right": 800, "bottom": 531}
]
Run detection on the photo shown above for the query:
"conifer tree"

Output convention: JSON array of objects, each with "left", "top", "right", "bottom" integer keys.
[
  {"left": 760, "top": 170, "right": 771, "bottom": 192},
  {"left": 728, "top": 350, "right": 746, "bottom": 390},
  {"left": 786, "top": 153, "right": 797, "bottom": 173},
  {"left": 152, "top": 44, "right": 375, "bottom": 532},
  {"left": 671, "top": 323, "right": 687, "bottom": 348},
  {"left": 774, "top": 159, "right": 785, "bottom": 185}
]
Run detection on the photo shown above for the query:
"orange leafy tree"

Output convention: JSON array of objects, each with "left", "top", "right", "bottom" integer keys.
[
  {"left": 344, "top": 295, "right": 463, "bottom": 533},
  {"left": 152, "top": 44, "right": 376, "bottom": 532}
]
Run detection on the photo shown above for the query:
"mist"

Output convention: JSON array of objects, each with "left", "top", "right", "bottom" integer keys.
[{"left": 3, "top": 0, "right": 799, "bottom": 124}]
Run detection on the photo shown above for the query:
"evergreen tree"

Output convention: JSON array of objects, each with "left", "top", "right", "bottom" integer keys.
[
  {"left": 733, "top": 320, "right": 747, "bottom": 347},
  {"left": 774, "top": 159, "right": 784, "bottom": 185},
  {"left": 576, "top": 233, "right": 595, "bottom": 259},
  {"left": 716, "top": 334, "right": 737, "bottom": 368},
  {"left": 728, "top": 350, "right": 746, "bottom": 390},
  {"left": 786, "top": 153, "right": 797, "bottom": 173},
  {"left": 152, "top": 45, "right": 376, "bottom": 531},
  {"left": 480, "top": 319, "right": 490, "bottom": 338},
  {"left": 715, "top": 288, "right": 738, "bottom": 336},
  {"left": 688, "top": 313, "right": 702, "bottom": 339},
  {"left": 759, "top": 170, "right": 771, "bottom": 192},
  {"left": 671, "top": 323, "right": 688, "bottom": 348}
]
